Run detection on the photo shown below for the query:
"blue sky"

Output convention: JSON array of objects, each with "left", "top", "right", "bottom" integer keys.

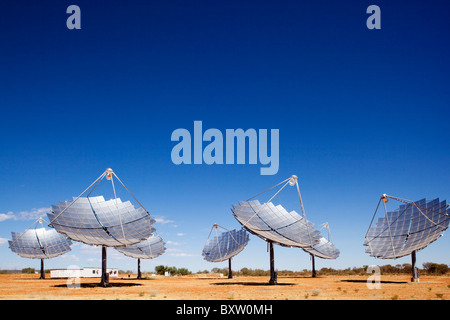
[{"left": 0, "top": 0, "right": 449, "bottom": 273}]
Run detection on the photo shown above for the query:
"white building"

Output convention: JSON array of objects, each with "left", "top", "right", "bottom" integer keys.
[{"left": 50, "top": 267, "right": 119, "bottom": 279}]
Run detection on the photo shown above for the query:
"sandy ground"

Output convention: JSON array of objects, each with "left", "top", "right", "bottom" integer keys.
[{"left": 0, "top": 273, "right": 449, "bottom": 300}]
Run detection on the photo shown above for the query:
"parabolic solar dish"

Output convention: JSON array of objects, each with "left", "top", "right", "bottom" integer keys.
[
  {"left": 202, "top": 227, "right": 250, "bottom": 262},
  {"left": 47, "top": 168, "right": 156, "bottom": 286},
  {"left": 115, "top": 234, "right": 166, "bottom": 259},
  {"left": 9, "top": 227, "right": 72, "bottom": 259},
  {"left": 364, "top": 196, "right": 450, "bottom": 259},
  {"left": 48, "top": 195, "right": 156, "bottom": 247},
  {"left": 231, "top": 200, "right": 321, "bottom": 248},
  {"left": 231, "top": 175, "right": 338, "bottom": 284}
]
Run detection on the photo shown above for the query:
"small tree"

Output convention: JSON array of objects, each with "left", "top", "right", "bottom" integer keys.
[
  {"left": 240, "top": 267, "right": 249, "bottom": 276},
  {"left": 177, "top": 268, "right": 191, "bottom": 276},
  {"left": 423, "top": 262, "right": 449, "bottom": 275},
  {"left": 197, "top": 270, "right": 210, "bottom": 274},
  {"left": 155, "top": 265, "right": 167, "bottom": 275},
  {"left": 167, "top": 266, "right": 178, "bottom": 275},
  {"left": 22, "top": 267, "right": 35, "bottom": 274}
]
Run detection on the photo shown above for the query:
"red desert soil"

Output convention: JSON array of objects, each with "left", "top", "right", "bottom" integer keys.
[{"left": 0, "top": 273, "right": 449, "bottom": 300}]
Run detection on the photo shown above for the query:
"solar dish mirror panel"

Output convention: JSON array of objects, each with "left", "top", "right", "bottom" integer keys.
[
  {"left": 302, "top": 237, "right": 340, "bottom": 259},
  {"left": 232, "top": 200, "right": 321, "bottom": 248},
  {"left": 9, "top": 227, "right": 72, "bottom": 259},
  {"left": 364, "top": 196, "right": 450, "bottom": 259},
  {"left": 302, "top": 223, "right": 340, "bottom": 259},
  {"left": 48, "top": 196, "right": 156, "bottom": 247},
  {"left": 202, "top": 228, "right": 250, "bottom": 262},
  {"left": 115, "top": 234, "right": 166, "bottom": 259}
]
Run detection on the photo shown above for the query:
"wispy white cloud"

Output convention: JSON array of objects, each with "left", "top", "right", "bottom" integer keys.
[
  {"left": 0, "top": 212, "right": 15, "bottom": 222},
  {"left": 0, "top": 207, "right": 51, "bottom": 222},
  {"left": 80, "top": 244, "right": 101, "bottom": 255},
  {"left": 60, "top": 254, "right": 80, "bottom": 262},
  {"left": 168, "top": 252, "right": 200, "bottom": 257},
  {"left": 17, "top": 207, "right": 51, "bottom": 220},
  {"left": 166, "top": 240, "right": 181, "bottom": 246},
  {"left": 154, "top": 216, "right": 175, "bottom": 225},
  {"left": 176, "top": 233, "right": 185, "bottom": 237},
  {"left": 87, "top": 258, "right": 100, "bottom": 264},
  {"left": 0, "top": 238, "right": 9, "bottom": 245},
  {"left": 110, "top": 249, "right": 127, "bottom": 261}
]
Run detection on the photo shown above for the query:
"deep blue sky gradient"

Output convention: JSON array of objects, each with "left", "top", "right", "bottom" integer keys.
[{"left": 0, "top": 0, "right": 449, "bottom": 273}]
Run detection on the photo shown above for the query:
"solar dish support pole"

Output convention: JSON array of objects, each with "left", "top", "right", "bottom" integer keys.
[
  {"left": 100, "top": 245, "right": 110, "bottom": 287},
  {"left": 411, "top": 250, "right": 419, "bottom": 282},
  {"left": 39, "top": 258, "right": 45, "bottom": 279},
  {"left": 268, "top": 241, "right": 277, "bottom": 285},
  {"left": 311, "top": 254, "right": 317, "bottom": 278},
  {"left": 137, "top": 258, "right": 142, "bottom": 279},
  {"left": 294, "top": 179, "right": 315, "bottom": 249},
  {"left": 228, "top": 258, "right": 233, "bottom": 279}
]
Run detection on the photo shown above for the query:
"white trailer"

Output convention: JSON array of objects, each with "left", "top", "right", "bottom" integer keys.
[{"left": 50, "top": 267, "right": 119, "bottom": 279}]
